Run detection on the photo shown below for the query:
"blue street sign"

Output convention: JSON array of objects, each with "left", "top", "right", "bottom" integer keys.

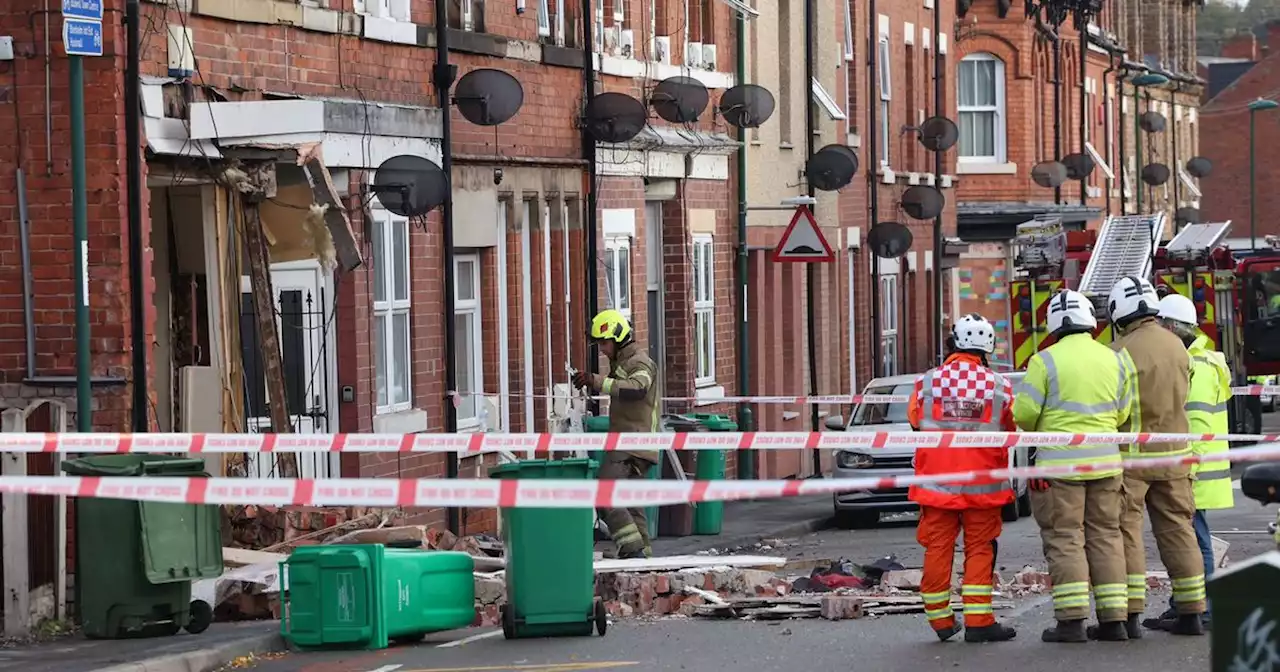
[
  {"left": 62, "top": 18, "right": 103, "bottom": 57},
  {"left": 61, "top": 0, "right": 103, "bottom": 21}
]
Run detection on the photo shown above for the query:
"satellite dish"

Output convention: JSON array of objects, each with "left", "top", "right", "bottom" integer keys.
[
  {"left": 1061, "top": 152, "right": 1096, "bottom": 180},
  {"left": 650, "top": 76, "right": 710, "bottom": 124},
  {"left": 585, "top": 92, "right": 648, "bottom": 143},
  {"left": 1031, "top": 161, "right": 1068, "bottom": 188},
  {"left": 867, "top": 221, "right": 914, "bottom": 259},
  {"left": 900, "top": 185, "right": 945, "bottom": 220},
  {"left": 1139, "top": 111, "right": 1167, "bottom": 133},
  {"left": 1186, "top": 156, "right": 1213, "bottom": 178},
  {"left": 918, "top": 116, "right": 959, "bottom": 152},
  {"left": 372, "top": 155, "right": 449, "bottom": 218},
  {"left": 805, "top": 145, "right": 859, "bottom": 191},
  {"left": 957, "top": 0, "right": 972, "bottom": 16},
  {"left": 996, "top": 0, "right": 1012, "bottom": 17},
  {"left": 718, "top": 84, "right": 776, "bottom": 128},
  {"left": 1175, "top": 207, "right": 1201, "bottom": 226},
  {"left": 1141, "top": 162, "right": 1171, "bottom": 186},
  {"left": 453, "top": 68, "right": 524, "bottom": 126}
]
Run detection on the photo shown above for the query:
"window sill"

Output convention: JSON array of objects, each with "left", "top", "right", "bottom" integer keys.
[
  {"left": 956, "top": 161, "right": 1018, "bottom": 175},
  {"left": 694, "top": 384, "right": 726, "bottom": 406},
  {"left": 457, "top": 418, "right": 482, "bottom": 434},
  {"left": 373, "top": 407, "right": 429, "bottom": 434},
  {"left": 779, "top": 143, "right": 796, "bottom": 150}
]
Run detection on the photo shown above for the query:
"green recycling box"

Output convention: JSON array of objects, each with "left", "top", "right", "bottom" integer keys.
[
  {"left": 281, "top": 545, "right": 475, "bottom": 650},
  {"left": 1208, "top": 550, "right": 1280, "bottom": 671},
  {"left": 62, "top": 454, "right": 223, "bottom": 639},
  {"left": 489, "top": 458, "right": 607, "bottom": 639}
]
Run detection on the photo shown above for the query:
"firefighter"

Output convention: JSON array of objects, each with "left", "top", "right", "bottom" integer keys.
[
  {"left": 906, "top": 314, "right": 1018, "bottom": 644},
  {"left": 1012, "top": 289, "right": 1132, "bottom": 643},
  {"left": 572, "top": 309, "right": 660, "bottom": 559},
  {"left": 1107, "top": 276, "right": 1207, "bottom": 637},
  {"left": 1143, "top": 293, "right": 1233, "bottom": 632}
]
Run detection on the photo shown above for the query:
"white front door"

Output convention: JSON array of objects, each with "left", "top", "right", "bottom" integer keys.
[{"left": 240, "top": 261, "right": 338, "bottom": 478}]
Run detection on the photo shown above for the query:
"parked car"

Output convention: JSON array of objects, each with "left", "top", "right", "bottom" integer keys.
[{"left": 824, "top": 373, "right": 1032, "bottom": 528}]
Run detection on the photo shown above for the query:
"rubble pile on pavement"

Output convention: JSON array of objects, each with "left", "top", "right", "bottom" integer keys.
[{"left": 1001, "top": 564, "right": 1174, "bottom": 597}]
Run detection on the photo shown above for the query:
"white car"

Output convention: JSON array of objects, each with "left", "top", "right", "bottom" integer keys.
[{"left": 824, "top": 373, "right": 1032, "bottom": 528}]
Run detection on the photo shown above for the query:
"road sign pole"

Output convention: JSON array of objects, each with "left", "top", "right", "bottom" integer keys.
[{"left": 70, "top": 53, "right": 91, "bottom": 431}]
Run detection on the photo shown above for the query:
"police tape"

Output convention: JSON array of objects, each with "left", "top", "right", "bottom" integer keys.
[
  {"left": 6, "top": 430, "right": 1280, "bottom": 454},
  {"left": 2, "top": 442, "right": 1278, "bottom": 508},
  {"left": 448, "top": 386, "right": 1280, "bottom": 406}
]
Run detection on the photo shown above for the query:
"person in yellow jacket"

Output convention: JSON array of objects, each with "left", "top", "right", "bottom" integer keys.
[
  {"left": 1106, "top": 276, "right": 1206, "bottom": 638},
  {"left": 1141, "top": 294, "right": 1234, "bottom": 632},
  {"left": 1013, "top": 289, "right": 1132, "bottom": 643},
  {"left": 572, "top": 309, "right": 661, "bottom": 559}
]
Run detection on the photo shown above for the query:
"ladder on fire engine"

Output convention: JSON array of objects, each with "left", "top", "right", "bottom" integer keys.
[
  {"left": 1078, "top": 213, "right": 1168, "bottom": 301},
  {"left": 1164, "top": 221, "right": 1231, "bottom": 261}
]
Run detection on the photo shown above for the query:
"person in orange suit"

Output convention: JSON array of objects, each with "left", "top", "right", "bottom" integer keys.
[{"left": 906, "top": 314, "right": 1018, "bottom": 643}]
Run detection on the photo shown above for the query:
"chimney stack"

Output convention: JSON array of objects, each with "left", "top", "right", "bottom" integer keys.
[{"left": 1222, "top": 32, "right": 1259, "bottom": 61}]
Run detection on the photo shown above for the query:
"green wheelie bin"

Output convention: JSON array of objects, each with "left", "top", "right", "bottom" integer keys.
[
  {"left": 489, "top": 458, "right": 607, "bottom": 639},
  {"left": 62, "top": 455, "right": 223, "bottom": 638},
  {"left": 685, "top": 413, "right": 737, "bottom": 535}
]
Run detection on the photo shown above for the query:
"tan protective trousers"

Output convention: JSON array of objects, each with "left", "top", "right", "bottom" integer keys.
[
  {"left": 1030, "top": 475, "right": 1128, "bottom": 623},
  {"left": 597, "top": 453, "right": 656, "bottom": 556},
  {"left": 1120, "top": 475, "right": 1207, "bottom": 615}
]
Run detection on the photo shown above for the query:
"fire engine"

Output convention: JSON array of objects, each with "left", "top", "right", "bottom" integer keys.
[{"left": 1006, "top": 215, "right": 1280, "bottom": 434}]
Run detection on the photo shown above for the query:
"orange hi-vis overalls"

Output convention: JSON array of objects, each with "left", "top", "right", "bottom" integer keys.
[{"left": 907, "top": 353, "right": 1017, "bottom": 633}]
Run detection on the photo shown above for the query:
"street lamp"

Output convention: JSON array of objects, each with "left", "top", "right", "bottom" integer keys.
[
  {"left": 1248, "top": 98, "right": 1279, "bottom": 251},
  {"left": 1131, "top": 73, "right": 1169, "bottom": 214}
]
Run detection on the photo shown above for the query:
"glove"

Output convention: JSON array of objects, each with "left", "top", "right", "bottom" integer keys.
[
  {"left": 571, "top": 371, "right": 600, "bottom": 391},
  {"left": 1029, "top": 478, "right": 1052, "bottom": 492}
]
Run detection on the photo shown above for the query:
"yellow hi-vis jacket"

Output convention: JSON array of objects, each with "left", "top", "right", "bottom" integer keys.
[
  {"left": 1187, "top": 334, "right": 1235, "bottom": 510},
  {"left": 1012, "top": 332, "right": 1135, "bottom": 481}
]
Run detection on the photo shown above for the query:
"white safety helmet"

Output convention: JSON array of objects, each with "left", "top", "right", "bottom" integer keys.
[
  {"left": 1108, "top": 275, "right": 1161, "bottom": 325},
  {"left": 1157, "top": 294, "right": 1199, "bottom": 340},
  {"left": 1046, "top": 289, "right": 1098, "bottom": 336},
  {"left": 951, "top": 313, "right": 996, "bottom": 354}
]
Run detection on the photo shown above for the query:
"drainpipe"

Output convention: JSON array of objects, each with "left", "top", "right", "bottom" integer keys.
[
  {"left": 1078, "top": 26, "right": 1087, "bottom": 206},
  {"left": 931, "top": 0, "right": 942, "bottom": 365},
  {"left": 1036, "top": 18, "right": 1061, "bottom": 205},
  {"left": 734, "top": 9, "right": 755, "bottom": 478},
  {"left": 803, "top": 0, "right": 820, "bottom": 474},
  {"left": 1102, "top": 48, "right": 1118, "bottom": 217},
  {"left": 435, "top": 1, "right": 460, "bottom": 535},
  {"left": 582, "top": 0, "right": 601, "bottom": 379},
  {"left": 126, "top": 0, "right": 147, "bottom": 432},
  {"left": 1171, "top": 82, "right": 1181, "bottom": 216},
  {"left": 868, "top": 0, "right": 881, "bottom": 379},
  {"left": 1118, "top": 64, "right": 1130, "bottom": 215}
]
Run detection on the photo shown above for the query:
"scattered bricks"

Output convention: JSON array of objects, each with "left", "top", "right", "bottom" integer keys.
[
  {"left": 451, "top": 535, "right": 485, "bottom": 557},
  {"left": 703, "top": 573, "right": 717, "bottom": 591},
  {"left": 710, "top": 568, "right": 740, "bottom": 592},
  {"left": 474, "top": 575, "right": 506, "bottom": 606},
  {"left": 636, "top": 585, "right": 655, "bottom": 615},
  {"left": 655, "top": 575, "right": 671, "bottom": 595},
  {"left": 770, "top": 578, "right": 792, "bottom": 596},
  {"left": 473, "top": 604, "right": 500, "bottom": 628},
  {"left": 606, "top": 600, "right": 635, "bottom": 618},
  {"left": 677, "top": 595, "right": 706, "bottom": 616},
  {"left": 820, "top": 595, "right": 865, "bottom": 621},
  {"left": 652, "top": 596, "right": 675, "bottom": 615},
  {"left": 736, "top": 569, "right": 776, "bottom": 594},
  {"left": 1013, "top": 566, "right": 1052, "bottom": 592},
  {"left": 426, "top": 527, "right": 458, "bottom": 550},
  {"left": 881, "top": 570, "right": 924, "bottom": 591}
]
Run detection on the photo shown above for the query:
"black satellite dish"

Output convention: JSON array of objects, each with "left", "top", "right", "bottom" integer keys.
[
  {"left": 1175, "top": 207, "right": 1202, "bottom": 226},
  {"left": 371, "top": 155, "right": 449, "bottom": 218},
  {"left": 1186, "top": 156, "right": 1213, "bottom": 178},
  {"left": 453, "top": 68, "right": 524, "bottom": 126},
  {"left": 650, "top": 76, "right": 710, "bottom": 123},
  {"left": 718, "top": 84, "right": 776, "bottom": 128},
  {"left": 957, "top": 0, "right": 973, "bottom": 18},
  {"left": 901, "top": 185, "right": 945, "bottom": 220},
  {"left": 805, "top": 145, "right": 859, "bottom": 191},
  {"left": 1142, "top": 162, "right": 1171, "bottom": 186},
  {"left": 996, "top": 0, "right": 1012, "bottom": 17},
  {"left": 585, "top": 92, "right": 648, "bottom": 143},
  {"left": 918, "top": 116, "right": 959, "bottom": 152},
  {"left": 1139, "top": 111, "right": 1167, "bottom": 133},
  {"left": 1061, "top": 152, "right": 1095, "bottom": 180},
  {"left": 1031, "top": 161, "right": 1068, "bottom": 188},
  {"left": 867, "top": 222, "right": 914, "bottom": 259}
]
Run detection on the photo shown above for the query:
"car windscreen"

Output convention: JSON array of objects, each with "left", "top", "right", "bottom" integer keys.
[{"left": 852, "top": 383, "right": 916, "bottom": 425}]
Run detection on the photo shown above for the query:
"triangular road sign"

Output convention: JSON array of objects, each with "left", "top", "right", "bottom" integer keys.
[{"left": 772, "top": 206, "right": 834, "bottom": 263}]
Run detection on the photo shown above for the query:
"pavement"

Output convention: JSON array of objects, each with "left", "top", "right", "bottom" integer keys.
[{"left": 0, "top": 621, "right": 282, "bottom": 672}]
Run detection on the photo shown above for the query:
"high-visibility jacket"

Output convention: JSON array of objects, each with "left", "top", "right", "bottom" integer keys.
[
  {"left": 1012, "top": 332, "right": 1134, "bottom": 481},
  {"left": 906, "top": 353, "right": 1017, "bottom": 510},
  {"left": 1187, "top": 334, "right": 1235, "bottom": 510},
  {"left": 1112, "top": 317, "right": 1194, "bottom": 481}
]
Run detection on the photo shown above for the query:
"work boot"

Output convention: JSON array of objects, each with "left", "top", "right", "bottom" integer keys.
[
  {"left": 617, "top": 547, "right": 647, "bottom": 560},
  {"left": 1085, "top": 621, "right": 1130, "bottom": 642},
  {"left": 964, "top": 623, "right": 1017, "bottom": 643},
  {"left": 1143, "top": 609, "right": 1176, "bottom": 631},
  {"left": 1042, "top": 619, "right": 1088, "bottom": 643},
  {"left": 1126, "top": 613, "right": 1145, "bottom": 639},
  {"left": 1169, "top": 614, "right": 1206, "bottom": 636},
  {"left": 934, "top": 623, "right": 962, "bottom": 642}
]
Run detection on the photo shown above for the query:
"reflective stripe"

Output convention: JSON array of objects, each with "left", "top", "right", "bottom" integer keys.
[
  {"left": 925, "top": 606, "right": 954, "bottom": 621},
  {"left": 1053, "top": 595, "right": 1092, "bottom": 609},
  {"left": 918, "top": 480, "right": 1013, "bottom": 496},
  {"left": 602, "top": 377, "right": 615, "bottom": 395},
  {"left": 612, "top": 523, "right": 644, "bottom": 547},
  {"left": 1093, "top": 584, "right": 1128, "bottom": 597},
  {"left": 1039, "top": 445, "right": 1121, "bottom": 461},
  {"left": 1174, "top": 589, "right": 1207, "bottom": 604},
  {"left": 1096, "top": 597, "right": 1129, "bottom": 610},
  {"left": 1172, "top": 575, "right": 1206, "bottom": 589},
  {"left": 961, "top": 585, "right": 993, "bottom": 597},
  {"left": 1052, "top": 581, "right": 1089, "bottom": 597},
  {"left": 1013, "top": 382, "right": 1046, "bottom": 406},
  {"left": 920, "top": 591, "right": 952, "bottom": 603},
  {"left": 1115, "top": 350, "right": 1134, "bottom": 413},
  {"left": 1195, "top": 469, "right": 1231, "bottom": 481},
  {"left": 1127, "top": 574, "right": 1147, "bottom": 599},
  {"left": 1186, "top": 401, "right": 1228, "bottom": 413},
  {"left": 1042, "top": 350, "right": 1129, "bottom": 415},
  {"left": 963, "top": 604, "right": 994, "bottom": 615}
]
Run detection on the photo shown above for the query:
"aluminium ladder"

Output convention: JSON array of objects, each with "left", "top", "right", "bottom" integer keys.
[{"left": 1077, "top": 213, "right": 1168, "bottom": 302}]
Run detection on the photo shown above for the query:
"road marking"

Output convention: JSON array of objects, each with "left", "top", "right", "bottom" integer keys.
[
  {"left": 367, "top": 666, "right": 404, "bottom": 672},
  {"left": 437, "top": 629, "right": 503, "bottom": 648},
  {"left": 403, "top": 663, "right": 638, "bottom": 672}
]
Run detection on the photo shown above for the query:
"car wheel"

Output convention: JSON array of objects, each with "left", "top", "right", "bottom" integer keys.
[
  {"left": 1017, "top": 489, "right": 1032, "bottom": 518},
  {"left": 1001, "top": 501, "right": 1019, "bottom": 523},
  {"left": 834, "top": 509, "right": 879, "bottom": 529}
]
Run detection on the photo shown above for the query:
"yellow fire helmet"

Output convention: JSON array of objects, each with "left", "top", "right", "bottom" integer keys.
[{"left": 589, "top": 309, "right": 632, "bottom": 343}]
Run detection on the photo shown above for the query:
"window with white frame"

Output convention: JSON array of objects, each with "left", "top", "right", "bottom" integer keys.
[
  {"left": 692, "top": 235, "right": 716, "bottom": 385},
  {"left": 352, "top": 0, "right": 410, "bottom": 22},
  {"left": 878, "top": 37, "right": 891, "bottom": 166},
  {"left": 371, "top": 209, "right": 412, "bottom": 413},
  {"left": 879, "top": 272, "right": 899, "bottom": 376},
  {"left": 604, "top": 237, "right": 633, "bottom": 319},
  {"left": 843, "top": 0, "right": 853, "bottom": 61},
  {"left": 454, "top": 254, "right": 484, "bottom": 426},
  {"left": 447, "top": 0, "right": 485, "bottom": 31},
  {"left": 958, "top": 53, "right": 1006, "bottom": 163},
  {"left": 538, "top": 0, "right": 551, "bottom": 36}
]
